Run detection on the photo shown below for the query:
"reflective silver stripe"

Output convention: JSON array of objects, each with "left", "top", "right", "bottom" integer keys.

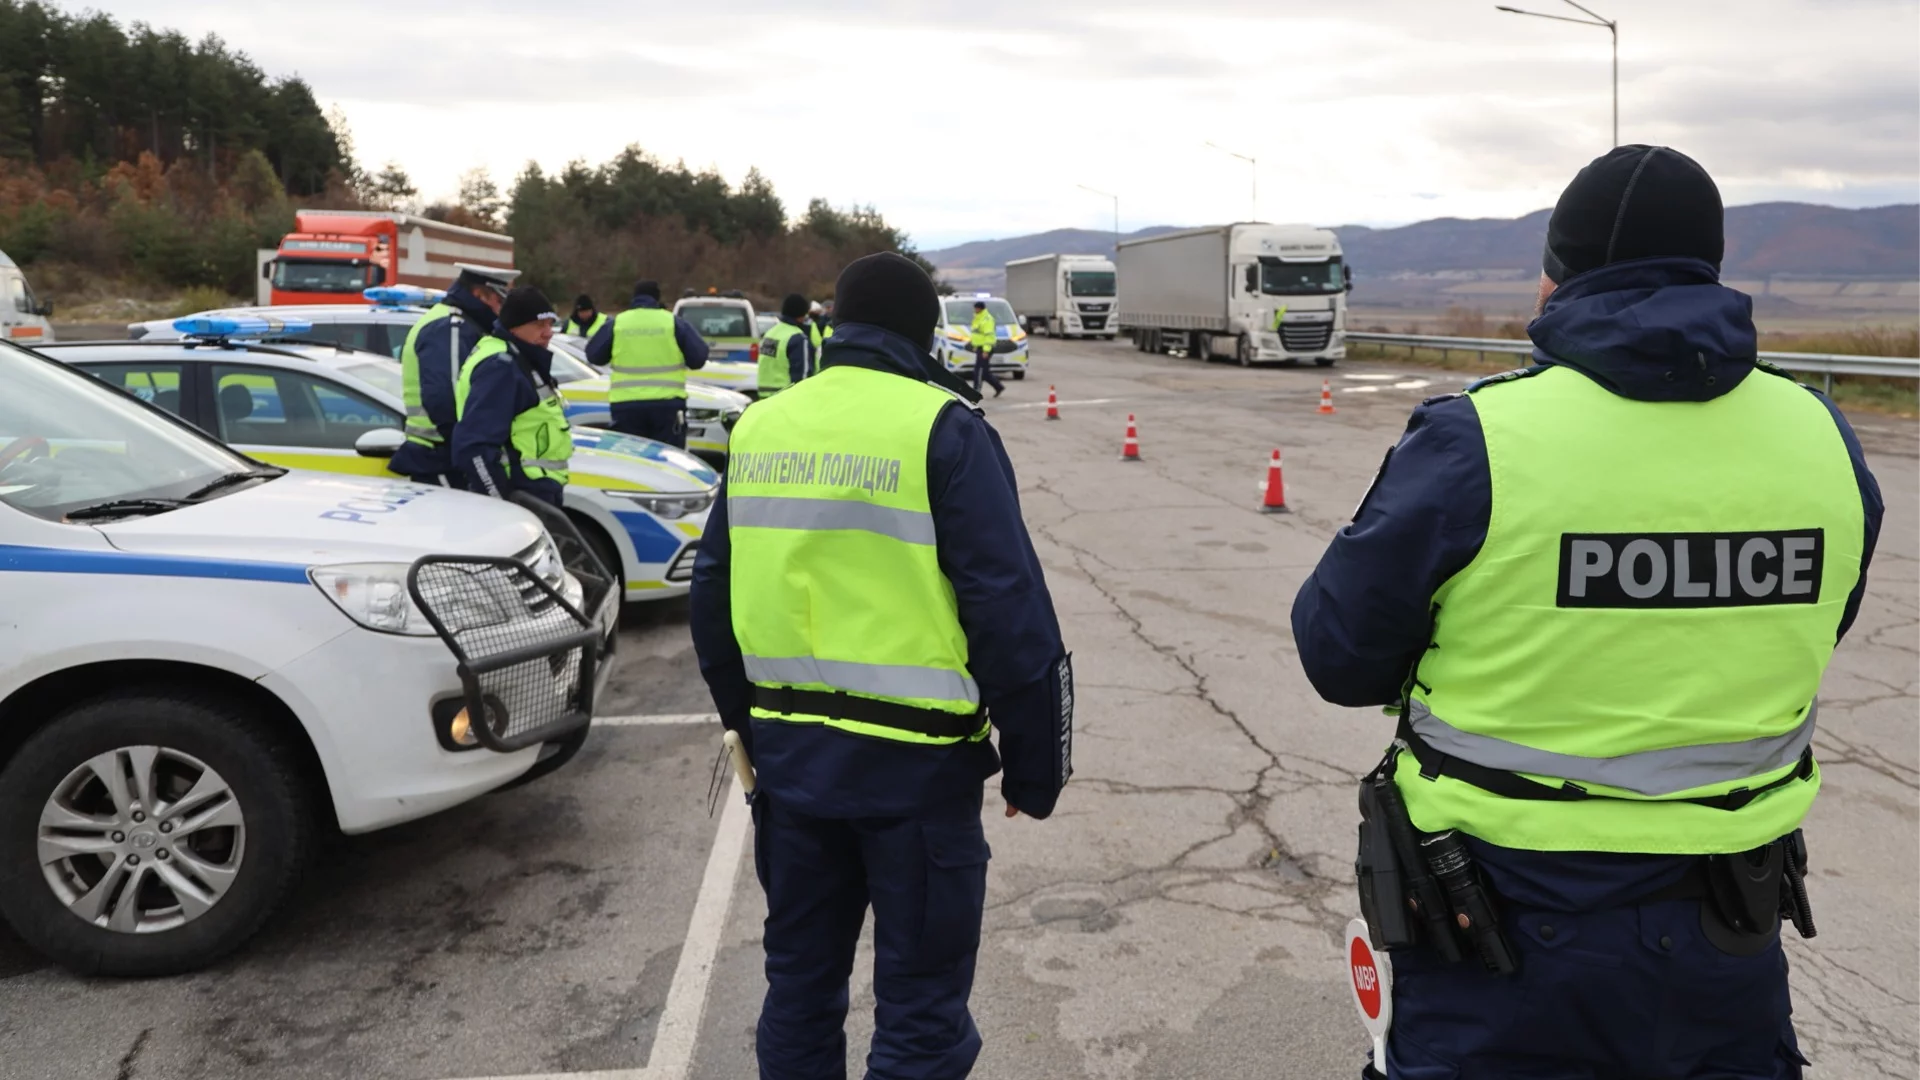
[
  {"left": 405, "top": 405, "right": 431, "bottom": 418},
  {"left": 743, "top": 655, "right": 978, "bottom": 707},
  {"left": 522, "top": 457, "right": 570, "bottom": 470},
  {"left": 610, "top": 376, "right": 687, "bottom": 390},
  {"left": 729, "top": 495, "right": 934, "bottom": 545},
  {"left": 611, "top": 363, "right": 686, "bottom": 375},
  {"left": 1406, "top": 699, "right": 1817, "bottom": 797}
]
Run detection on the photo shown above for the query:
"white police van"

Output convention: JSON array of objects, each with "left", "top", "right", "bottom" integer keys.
[
  {"left": 936, "top": 294, "right": 1030, "bottom": 380},
  {"left": 0, "top": 335, "right": 615, "bottom": 976}
]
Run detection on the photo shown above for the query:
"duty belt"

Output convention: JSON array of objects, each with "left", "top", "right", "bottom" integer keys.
[
  {"left": 751, "top": 685, "right": 984, "bottom": 739},
  {"left": 1395, "top": 714, "right": 1816, "bottom": 811}
]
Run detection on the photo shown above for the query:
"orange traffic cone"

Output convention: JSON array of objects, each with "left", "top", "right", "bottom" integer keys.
[
  {"left": 1045, "top": 385, "right": 1060, "bottom": 420},
  {"left": 1317, "top": 379, "right": 1337, "bottom": 415},
  {"left": 1260, "top": 449, "right": 1290, "bottom": 513},
  {"left": 1120, "top": 414, "right": 1141, "bottom": 461}
]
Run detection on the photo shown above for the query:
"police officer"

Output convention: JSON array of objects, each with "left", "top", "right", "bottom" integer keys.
[
  {"left": 583, "top": 279, "right": 709, "bottom": 447},
  {"left": 565, "top": 294, "right": 608, "bottom": 339},
  {"left": 807, "top": 300, "right": 833, "bottom": 356},
  {"left": 758, "top": 293, "right": 814, "bottom": 395},
  {"left": 689, "top": 252, "right": 1073, "bottom": 1079},
  {"left": 452, "top": 286, "right": 571, "bottom": 508},
  {"left": 388, "top": 262, "right": 516, "bottom": 486},
  {"left": 967, "top": 299, "right": 1003, "bottom": 398},
  {"left": 1292, "top": 146, "right": 1883, "bottom": 1080}
]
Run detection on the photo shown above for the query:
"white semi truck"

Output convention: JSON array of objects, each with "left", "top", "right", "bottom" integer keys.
[
  {"left": 1117, "top": 223, "right": 1350, "bottom": 366},
  {"left": 1004, "top": 253, "right": 1118, "bottom": 339}
]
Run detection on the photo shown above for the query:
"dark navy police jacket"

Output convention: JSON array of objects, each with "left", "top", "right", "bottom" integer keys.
[
  {"left": 389, "top": 282, "right": 495, "bottom": 479},
  {"left": 1291, "top": 257, "right": 1884, "bottom": 911},
  {"left": 690, "top": 323, "right": 1070, "bottom": 820},
  {"left": 451, "top": 329, "right": 567, "bottom": 509}
]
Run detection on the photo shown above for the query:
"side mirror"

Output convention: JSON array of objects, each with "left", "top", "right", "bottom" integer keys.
[
  {"left": 1344, "top": 266, "right": 1355, "bottom": 293},
  {"left": 354, "top": 427, "right": 406, "bottom": 459},
  {"left": 1017, "top": 316, "right": 1029, "bottom": 329},
  {"left": 36, "top": 300, "right": 52, "bottom": 317},
  {"left": 1244, "top": 265, "right": 1259, "bottom": 294},
  {"left": 261, "top": 261, "right": 275, "bottom": 280},
  {"left": 370, "top": 266, "right": 387, "bottom": 285}
]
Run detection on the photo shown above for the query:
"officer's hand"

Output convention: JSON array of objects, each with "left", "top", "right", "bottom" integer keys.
[{"left": 1005, "top": 803, "right": 1022, "bottom": 819}]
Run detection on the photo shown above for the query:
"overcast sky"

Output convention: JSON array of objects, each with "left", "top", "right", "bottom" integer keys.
[{"left": 125, "top": 0, "right": 1919, "bottom": 250}]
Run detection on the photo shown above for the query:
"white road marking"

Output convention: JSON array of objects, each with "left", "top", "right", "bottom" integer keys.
[
  {"left": 1391, "top": 379, "right": 1432, "bottom": 390},
  {"left": 1343, "top": 373, "right": 1397, "bottom": 381},
  {"left": 1001, "top": 397, "right": 1117, "bottom": 410},
  {"left": 595, "top": 713, "right": 718, "bottom": 726},
  {"left": 437, "top": 773, "right": 751, "bottom": 1080},
  {"left": 1342, "top": 386, "right": 1384, "bottom": 394}
]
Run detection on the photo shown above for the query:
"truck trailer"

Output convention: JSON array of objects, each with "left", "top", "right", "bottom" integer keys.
[
  {"left": 1005, "top": 253, "right": 1118, "bottom": 339},
  {"left": 1117, "top": 223, "right": 1349, "bottom": 366},
  {"left": 265, "top": 211, "right": 515, "bottom": 306}
]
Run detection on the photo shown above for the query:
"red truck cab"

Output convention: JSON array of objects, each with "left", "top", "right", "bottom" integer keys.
[{"left": 266, "top": 211, "right": 515, "bottom": 306}]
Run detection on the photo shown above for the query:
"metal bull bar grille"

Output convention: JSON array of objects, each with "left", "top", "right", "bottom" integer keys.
[{"left": 408, "top": 496, "right": 619, "bottom": 753}]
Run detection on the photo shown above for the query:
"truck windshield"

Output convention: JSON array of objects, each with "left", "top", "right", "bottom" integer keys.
[
  {"left": 1067, "top": 272, "right": 1115, "bottom": 297},
  {"left": 0, "top": 342, "right": 257, "bottom": 521},
  {"left": 1260, "top": 257, "right": 1345, "bottom": 296},
  {"left": 677, "top": 304, "right": 752, "bottom": 339},
  {"left": 944, "top": 300, "right": 1018, "bottom": 325},
  {"left": 272, "top": 259, "right": 369, "bottom": 294}
]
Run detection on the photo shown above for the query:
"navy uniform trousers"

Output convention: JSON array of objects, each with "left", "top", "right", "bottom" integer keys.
[
  {"left": 610, "top": 398, "right": 688, "bottom": 448},
  {"left": 752, "top": 787, "right": 990, "bottom": 1080},
  {"left": 1382, "top": 899, "right": 1807, "bottom": 1079}
]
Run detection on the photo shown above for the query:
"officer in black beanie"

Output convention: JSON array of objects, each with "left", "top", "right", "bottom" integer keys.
[
  {"left": 689, "top": 250, "right": 1073, "bottom": 1078},
  {"left": 450, "top": 286, "right": 572, "bottom": 508},
  {"left": 1293, "top": 144, "right": 1882, "bottom": 1079}
]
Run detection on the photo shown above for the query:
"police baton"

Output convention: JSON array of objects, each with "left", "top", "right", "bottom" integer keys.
[{"left": 723, "top": 730, "right": 757, "bottom": 799}]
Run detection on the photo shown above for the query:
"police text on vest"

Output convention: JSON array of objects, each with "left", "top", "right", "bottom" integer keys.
[{"left": 1557, "top": 530, "right": 1824, "bottom": 608}]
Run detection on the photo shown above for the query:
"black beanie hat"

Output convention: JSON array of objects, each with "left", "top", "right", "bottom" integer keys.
[
  {"left": 780, "top": 293, "right": 810, "bottom": 320},
  {"left": 1544, "top": 145, "right": 1724, "bottom": 283},
  {"left": 632, "top": 280, "right": 662, "bottom": 302},
  {"left": 831, "top": 253, "right": 940, "bottom": 346},
  {"left": 499, "top": 286, "right": 554, "bottom": 329},
  {"left": 573, "top": 293, "right": 595, "bottom": 313}
]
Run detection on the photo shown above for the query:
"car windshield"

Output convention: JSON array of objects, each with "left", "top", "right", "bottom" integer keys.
[
  {"left": 0, "top": 342, "right": 257, "bottom": 521},
  {"left": 677, "top": 304, "right": 752, "bottom": 339},
  {"left": 546, "top": 338, "right": 601, "bottom": 383},
  {"left": 339, "top": 361, "right": 405, "bottom": 398},
  {"left": 1067, "top": 271, "right": 1115, "bottom": 297},
  {"left": 271, "top": 259, "right": 368, "bottom": 294},
  {"left": 945, "top": 299, "right": 1018, "bottom": 326},
  {"left": 1259, "top": 257, "right": 1345, "bottom": 296}
]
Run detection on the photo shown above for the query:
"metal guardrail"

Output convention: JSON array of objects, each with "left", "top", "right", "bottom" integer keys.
[{"left": 1345, "top": 332, "right": 1920, "bottom": 392}]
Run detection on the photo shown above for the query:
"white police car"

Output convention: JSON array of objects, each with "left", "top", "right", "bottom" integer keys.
[
  {"left": 45, "top": 317, "right": 719, "bottom": 608},
  {"left": 0, "top": 334, "right": 616, "bottom": 976},
  {"left": 549, "top": 334, "right": 747, "bottom": 465},
  {"left": 670, "top": 293, "right": 763, "bottom": 395},
  {"left": 937, "top": 295, "right": 1030, "bottom": 380},
  {"left": 136, "top": 291, "right": 754, "bottom": 456}
]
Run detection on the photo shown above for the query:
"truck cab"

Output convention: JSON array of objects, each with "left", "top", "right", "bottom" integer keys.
[
  {"left": 1006, "top": 254, "right": 1116, "bottom": 339},
  {"left": 1227, "top": 225, "right": 1350, "bottom": 365},
  {"left": 0, "top": 249, "right": 54, "bottom": 345},
  {"left": 265, "top": 212, "right": 514, "bottom": 307}
]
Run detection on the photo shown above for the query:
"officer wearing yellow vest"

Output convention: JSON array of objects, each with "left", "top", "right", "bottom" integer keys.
[
  {"left": 582, "top": 279, "right": 709, "bottom": 447},
  {"left": 758, "top": 294, "right": 815, "bottom": 395},
  {"left": 565, "top": 294, "right": 608, "bottom": 339},
  {"left": 1293, "top": 147, "right": 1883, "bottom": 1080},
  {"left": 388, "top": 263, "right": 515, "bottom": 487},
  {"left": 451, "top": 286, "right": 572, "bottom": 508},
  {"left": 689, "top": 253, "right": 1073, "bottom": 1078},
  {"left": 967, "top": 299, "right": 1004, "bottom": 397},
  {"left": 807, "top": 300, "right": 833, "bottom": 356}
]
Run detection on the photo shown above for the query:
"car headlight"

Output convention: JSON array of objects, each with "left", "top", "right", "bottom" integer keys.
[
  {"left": 310, "top": 561, "right": 512, "bottom": 636},
  {"left": 687, "top": 407, "right": 722, "bottom": 422},
  {"left": 607, "top": 489, "right": 714, "bottom": 519}
]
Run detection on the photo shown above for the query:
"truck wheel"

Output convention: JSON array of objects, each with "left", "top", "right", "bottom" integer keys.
[
  {"left": 1191, "top": 333, "right": 1209, "bottom": 361},
  {"left": 1237, "top": 334, "right": 1254, "bottom": 367},
  {"left": 0, "top": 692, "right": 313, "bottom": 977}
]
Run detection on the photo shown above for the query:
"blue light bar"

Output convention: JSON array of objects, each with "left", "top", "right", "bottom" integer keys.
[
  {"left": 173, "top": 315, "right": 314, "bottom": 339},
  {"left": 363, "top": 285, "right": 445, "bottom": 307}
]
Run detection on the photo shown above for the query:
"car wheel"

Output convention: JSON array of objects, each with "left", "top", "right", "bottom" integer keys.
[
  {"left": 574, "top": 514, "right": 628, "bottom": 626},
  {"left": 0, "top": 692, "right": 313, "bottom": 977},
  {"left": 1237, "top": 334, "right": 1254, "bottom": 367}
]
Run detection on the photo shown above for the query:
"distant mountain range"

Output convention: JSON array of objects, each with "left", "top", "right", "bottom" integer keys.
[{"left": 924, "top": 203, "right": 1919, "bottom": 282}]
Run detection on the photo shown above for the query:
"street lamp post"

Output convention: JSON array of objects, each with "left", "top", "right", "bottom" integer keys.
[
  {"left": 1204, "top": 142, "right": 1258, "bottom": 221},
  {"left": 1076, "top": 184, "right": 1120, "bottom": 253},
  {"left": 1495, "top": 0, "right": 1618, "bottom": 147}
]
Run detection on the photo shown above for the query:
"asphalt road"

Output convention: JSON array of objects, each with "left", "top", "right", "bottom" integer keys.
[{"left": 1, "top": 338, "right": 1913, "bottom": 1079}]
